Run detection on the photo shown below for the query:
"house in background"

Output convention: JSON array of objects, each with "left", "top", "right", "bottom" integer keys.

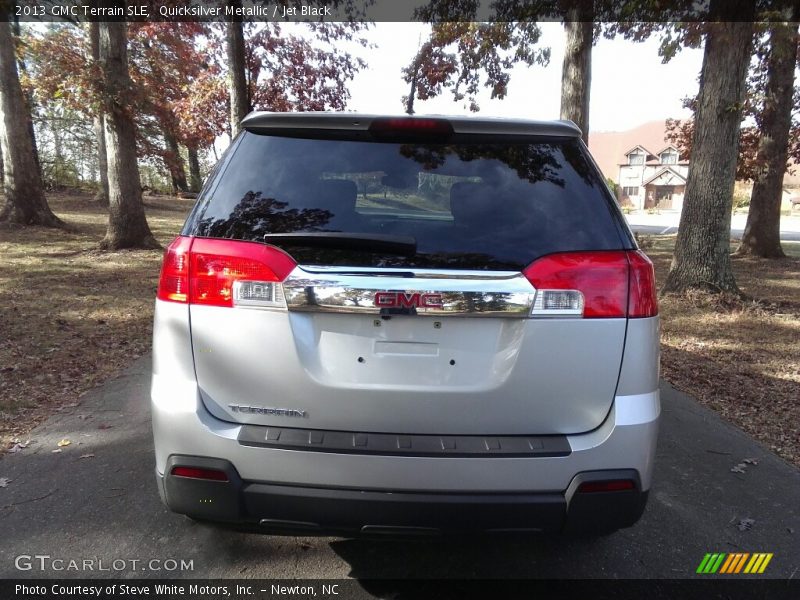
[
  {"left": 590, "top": 120, "right": 800, "bottom": 210},
  {"left": 617, "top": 145, "right": 689, "bottom": 211}
]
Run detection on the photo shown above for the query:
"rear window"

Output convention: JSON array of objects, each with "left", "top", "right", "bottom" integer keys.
[{"left": 192, "top": 132, "right": 627, "bottom": 270}]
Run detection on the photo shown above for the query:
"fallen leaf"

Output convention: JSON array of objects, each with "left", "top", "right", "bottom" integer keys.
[
  {"left": 730, "top": 464, "right": 746, "bottom": 473},
  {"left": 737, "top": 518, "right": 755, "bottom": 531},
  {"left": 742, "top": 458, "right": 759, "bottom": 465},
  {"left": 51, "top": 449, "right": 62, "bottom": 454},
  {"left": 97, "top": 424, "right": 113, "bottom": 430},
  {"left": 57, "top": 439, "right": 71, "bottom": 447},
  {"left": 79, "top": 453, "right": 95, "bottom": 460},
  {"left": 0, "top": 477, "right": 11, "bottom": 488}
]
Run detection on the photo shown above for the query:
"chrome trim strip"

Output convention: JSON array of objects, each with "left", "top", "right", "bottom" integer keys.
[{"left": 282, "top": 265, "right": 536, "bottom": 317}]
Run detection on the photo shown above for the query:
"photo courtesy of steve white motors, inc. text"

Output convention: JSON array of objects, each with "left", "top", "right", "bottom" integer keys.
[{"left": 14, "top": 583, "right": 341, "bottom": 597}]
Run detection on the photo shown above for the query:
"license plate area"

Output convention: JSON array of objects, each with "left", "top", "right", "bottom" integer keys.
[{"left": 289, "top": 313, "right": 523, "bottom": 389}]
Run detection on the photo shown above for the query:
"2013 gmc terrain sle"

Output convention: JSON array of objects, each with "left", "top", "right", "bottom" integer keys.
[{"left": 151, "top": 112, "right": 660, "bottom": 536}]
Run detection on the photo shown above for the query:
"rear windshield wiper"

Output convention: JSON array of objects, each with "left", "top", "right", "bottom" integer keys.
[{"left": 264, "top": 232, "right": 417, "bottom": 255}]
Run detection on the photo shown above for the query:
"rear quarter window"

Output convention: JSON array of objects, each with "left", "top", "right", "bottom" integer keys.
[{"left": 191, "top": 132, "right": 629, "bottom": 270}]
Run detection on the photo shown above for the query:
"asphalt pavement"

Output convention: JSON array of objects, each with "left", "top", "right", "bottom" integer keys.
[
  {"left": 1, "top": 356, "right": 798, "bottom": 585},
  {"left": 625, "top": 211, "right": 800, "bottom": 242}
]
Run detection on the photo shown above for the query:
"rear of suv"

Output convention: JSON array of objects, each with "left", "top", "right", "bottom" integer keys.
[{"left": 151, "top": 113, "right": 660, "bottom": 536}]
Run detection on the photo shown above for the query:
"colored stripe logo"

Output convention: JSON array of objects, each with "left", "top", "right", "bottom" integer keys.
[{"left": 696, "top": 553, "right": 773, "bottom": 574}]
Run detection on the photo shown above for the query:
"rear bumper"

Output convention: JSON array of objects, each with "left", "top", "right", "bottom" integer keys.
[
  {"left": 157, "top": 457, "right": 648, "bottom": 536},
  {"left": 152, "top": 371, "right": 660, "bottom": 493},
  {"left": 152, "top": 381, "right": 658, "bottom": 534}
]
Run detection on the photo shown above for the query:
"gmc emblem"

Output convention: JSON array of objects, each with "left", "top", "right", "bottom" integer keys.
[{"left": 374, "top": 291, "right": 444, "bottom": 309}]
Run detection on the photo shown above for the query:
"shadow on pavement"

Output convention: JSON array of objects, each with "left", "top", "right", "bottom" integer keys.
[{"left": 1, "top": 357, "right": 798, "bottom": 583}]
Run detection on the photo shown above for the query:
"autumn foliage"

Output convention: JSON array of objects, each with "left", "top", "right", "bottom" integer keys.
[
  {"left": 403, "top": 22, "right": 549, "bottom": 113},
  {"left": 658, "top": 25, "right": 800, "bottom": 182},
  {"left": 22, "top": 21, "right": 368, "bottom": 191}
]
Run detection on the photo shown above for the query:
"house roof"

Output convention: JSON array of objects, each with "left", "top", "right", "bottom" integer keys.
[
  {"left": 655, "top": 145, "right": 680, "bottom": 155},
  {"left": 642, "top": 167, "right": 687, "bottom": 186},
  {"left": 587, "top": 119, "right": 671, "bottom": 178},
  {"left": 622, "top": 145, "right": 654, "bottom": 157}
]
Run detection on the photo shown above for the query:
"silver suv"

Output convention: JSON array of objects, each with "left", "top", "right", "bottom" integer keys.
[{"left": 151, "top": 113, "right": 660, "bottom": 536}]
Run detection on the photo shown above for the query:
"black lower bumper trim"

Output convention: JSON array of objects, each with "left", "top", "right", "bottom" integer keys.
[
  {"left": 243, "top": 482, "right": 565, "bottom": 534},
  {"left": 237, "top": 424, "right": 571, "bottom": 458},
  {"left": 159, "top": 456, "right": 648, "bottom": 536}
]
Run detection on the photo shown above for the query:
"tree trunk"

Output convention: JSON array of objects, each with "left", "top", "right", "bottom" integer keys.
[
  {"left": 162, "top": 126, "right": 188, "bottom": 194},
  {"left": 11, "top": 14, "right": 41, "bottom": 179},
  {"left": 560, "top": 7, "right": 593, "bottom": 144},
  {"left": 88, "top": 20, "right": 109, "bottom": 206},
  {"left": 187, "top": 146, "right": 202, "bottom": 192},
  {"left": 226, "top": 0, "right": 250, "bottom": 138},
  {"left": 98, "top": 19, "right": 158, "bottom": 250},
  {"left": 51, "top": 112, "right": 63, "bottom": 188},
  {"left": 735, "top": 21, "right": 798, "bottom": 258},
  {"left": 93, "top": 113, "right": 109, "bottom": 204},
  {"left": 663, "top": 10, "right": 755, "bottom": 294},
  {"left": 0, "top": 19, "right": 62, "bottom": 227},
  {"left": 406, "top": 67, "right": 418, "bottom": 115}
]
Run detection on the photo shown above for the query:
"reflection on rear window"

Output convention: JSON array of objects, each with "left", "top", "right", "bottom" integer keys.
[
  {"left": 325, "top": 171, "right": 480, "bottom": 217},
  {"left": 193, "top": 133, "right": 626, "bottom": 270}
]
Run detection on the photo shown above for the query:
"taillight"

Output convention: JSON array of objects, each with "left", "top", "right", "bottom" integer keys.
[
  {"left": 369, "top": 117, "right": 453, "bottom": 139},
  {"left": 524, "top": 251, "right": 629, "bottom": 317},
  {"left": 523, "top": 250, "right": 658, "bottom": 318},
  {"left": 627, "top": 250, "right": 658, "bottom": 318},
  {"left": 171, "top": 466, "right": 229, "bottom": 482},
  {"left": 156, "top": 236, "right": 192, "bottom": 303},
  {"left": 156, "top": 236, "right": 296, "bottom": 308}
]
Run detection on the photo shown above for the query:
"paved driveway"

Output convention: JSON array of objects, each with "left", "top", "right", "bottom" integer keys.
[{"left": 1, "top": 357, "right": 798, "bottom": 585}]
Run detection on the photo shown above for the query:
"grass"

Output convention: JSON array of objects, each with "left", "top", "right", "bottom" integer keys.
[
  {"left": 643, "top": 236, "right": 800, "bottom": 466},
  {"left": 0, "top": 192, "right": 193, "bottom": 446},
  {"left": 1, "top": 193, "right": 798, "bottom": 467}
]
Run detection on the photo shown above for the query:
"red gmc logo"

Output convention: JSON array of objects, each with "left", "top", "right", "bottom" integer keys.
[{"left": 374, "top": 291, "right": 444, "bottom": 309}]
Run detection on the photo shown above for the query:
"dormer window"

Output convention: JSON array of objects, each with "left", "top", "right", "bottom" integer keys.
[
  {"left": 628, "top": 152, "right": 644, "bottom": 165},
  {"left": 660, "top": 150, "right": 677, "bottom": 165}
]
